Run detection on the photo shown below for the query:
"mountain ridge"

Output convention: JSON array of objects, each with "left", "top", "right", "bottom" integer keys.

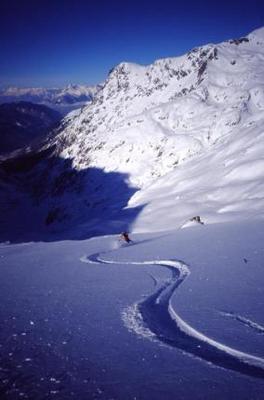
[{"left": 54, "top": 28, "right": 264, "bottom": 187}]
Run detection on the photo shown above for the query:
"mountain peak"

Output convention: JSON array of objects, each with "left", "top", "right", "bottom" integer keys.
[{"left": 247, "top": 26, "right": 264, "bottom": 43}]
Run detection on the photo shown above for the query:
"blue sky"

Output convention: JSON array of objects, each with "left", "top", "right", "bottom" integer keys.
[{"left": 1, "top": 0, "right": 264, "bottom": 87}]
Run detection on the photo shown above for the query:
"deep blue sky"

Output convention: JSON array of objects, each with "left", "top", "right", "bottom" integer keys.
[{"left": 1, "top": 0, "right": 264, "bottom": 88}]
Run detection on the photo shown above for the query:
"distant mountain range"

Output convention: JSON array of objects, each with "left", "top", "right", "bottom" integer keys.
[
  {"left": 0, "top": 101, "right": 61, "bottom": 155},
  {"left": 0, "top": 84, "right": 101, "bottom": 115}
]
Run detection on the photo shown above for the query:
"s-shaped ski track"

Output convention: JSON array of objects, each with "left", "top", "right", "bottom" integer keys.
[{"left": 80, "top": 246, "right": 264, "bottom": 380}]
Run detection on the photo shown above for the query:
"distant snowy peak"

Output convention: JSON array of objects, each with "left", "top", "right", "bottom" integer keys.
[
  {"left": 1, "top": 84, "right": 100, "bottom": 101},
  {"left": 0, "top": 84, "right": 102, "bottom": 114},
  {"left": 52, "top": 84, "right": 100, "bottom": 104}
]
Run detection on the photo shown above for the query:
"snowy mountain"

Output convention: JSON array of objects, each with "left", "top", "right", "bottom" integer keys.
[
  {"left": 1, "top": 27, "right": 264, "bottom": 240},
  {"left": 0, "top": 102, "right": 61, "bottom": 155},
  {"left": 0, "top": 84, "right": 101, "bottom": 115}
]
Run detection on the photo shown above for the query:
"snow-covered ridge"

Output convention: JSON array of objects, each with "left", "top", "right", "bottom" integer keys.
[{"left": 55, "top": 27, "right": 264, "bottom": 191}]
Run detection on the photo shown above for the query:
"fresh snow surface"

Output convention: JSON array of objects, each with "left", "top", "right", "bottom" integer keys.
[
  {"left": 127, "top": 120, "right": 264, "bottom": 232},
  {"left": 1, "top": 220, "right": 264, "bottom": 399}
]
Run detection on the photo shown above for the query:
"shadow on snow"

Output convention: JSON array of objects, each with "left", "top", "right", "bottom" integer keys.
[{"left": 0, "top": 145, "right": 145, "bottom": 243}]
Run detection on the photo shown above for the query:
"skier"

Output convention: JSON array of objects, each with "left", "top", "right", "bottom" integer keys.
[
  {"left": 120, "top": 231, "right": 132, "bottom": 244},
  {"left": 190, "top": 216, "right": 204, "bottom": 225}
]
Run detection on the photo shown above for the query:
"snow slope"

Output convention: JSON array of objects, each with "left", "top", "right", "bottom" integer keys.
[
  {"left": 1, "top": 220, "right": 264, "bottom": 399},
  {"left": 128, "top": 120, "right": 264, "bottom": 232}
]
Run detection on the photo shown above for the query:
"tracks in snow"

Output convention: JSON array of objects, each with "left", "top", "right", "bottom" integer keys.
[
  {"left": 219, "top": 311, "right": 264, "bottom": 335},
  {"left": 80, "top": 250, "right": 264, "bottom": 380}
]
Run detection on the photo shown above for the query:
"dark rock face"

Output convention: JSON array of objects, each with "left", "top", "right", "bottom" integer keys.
[
  {"left": 229, "top": 37, "right": 249, "bottom": 45},
  {"left": 0, "top": 102, "right": 61, "bottom": 154}
]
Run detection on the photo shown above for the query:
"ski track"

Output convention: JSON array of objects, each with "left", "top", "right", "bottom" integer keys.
[
  {"left": 219, "top": 311, "right": 264, "bottom": 335},
  {"left": 80, "top": 245, "right": 264, "bottom": 380}
]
